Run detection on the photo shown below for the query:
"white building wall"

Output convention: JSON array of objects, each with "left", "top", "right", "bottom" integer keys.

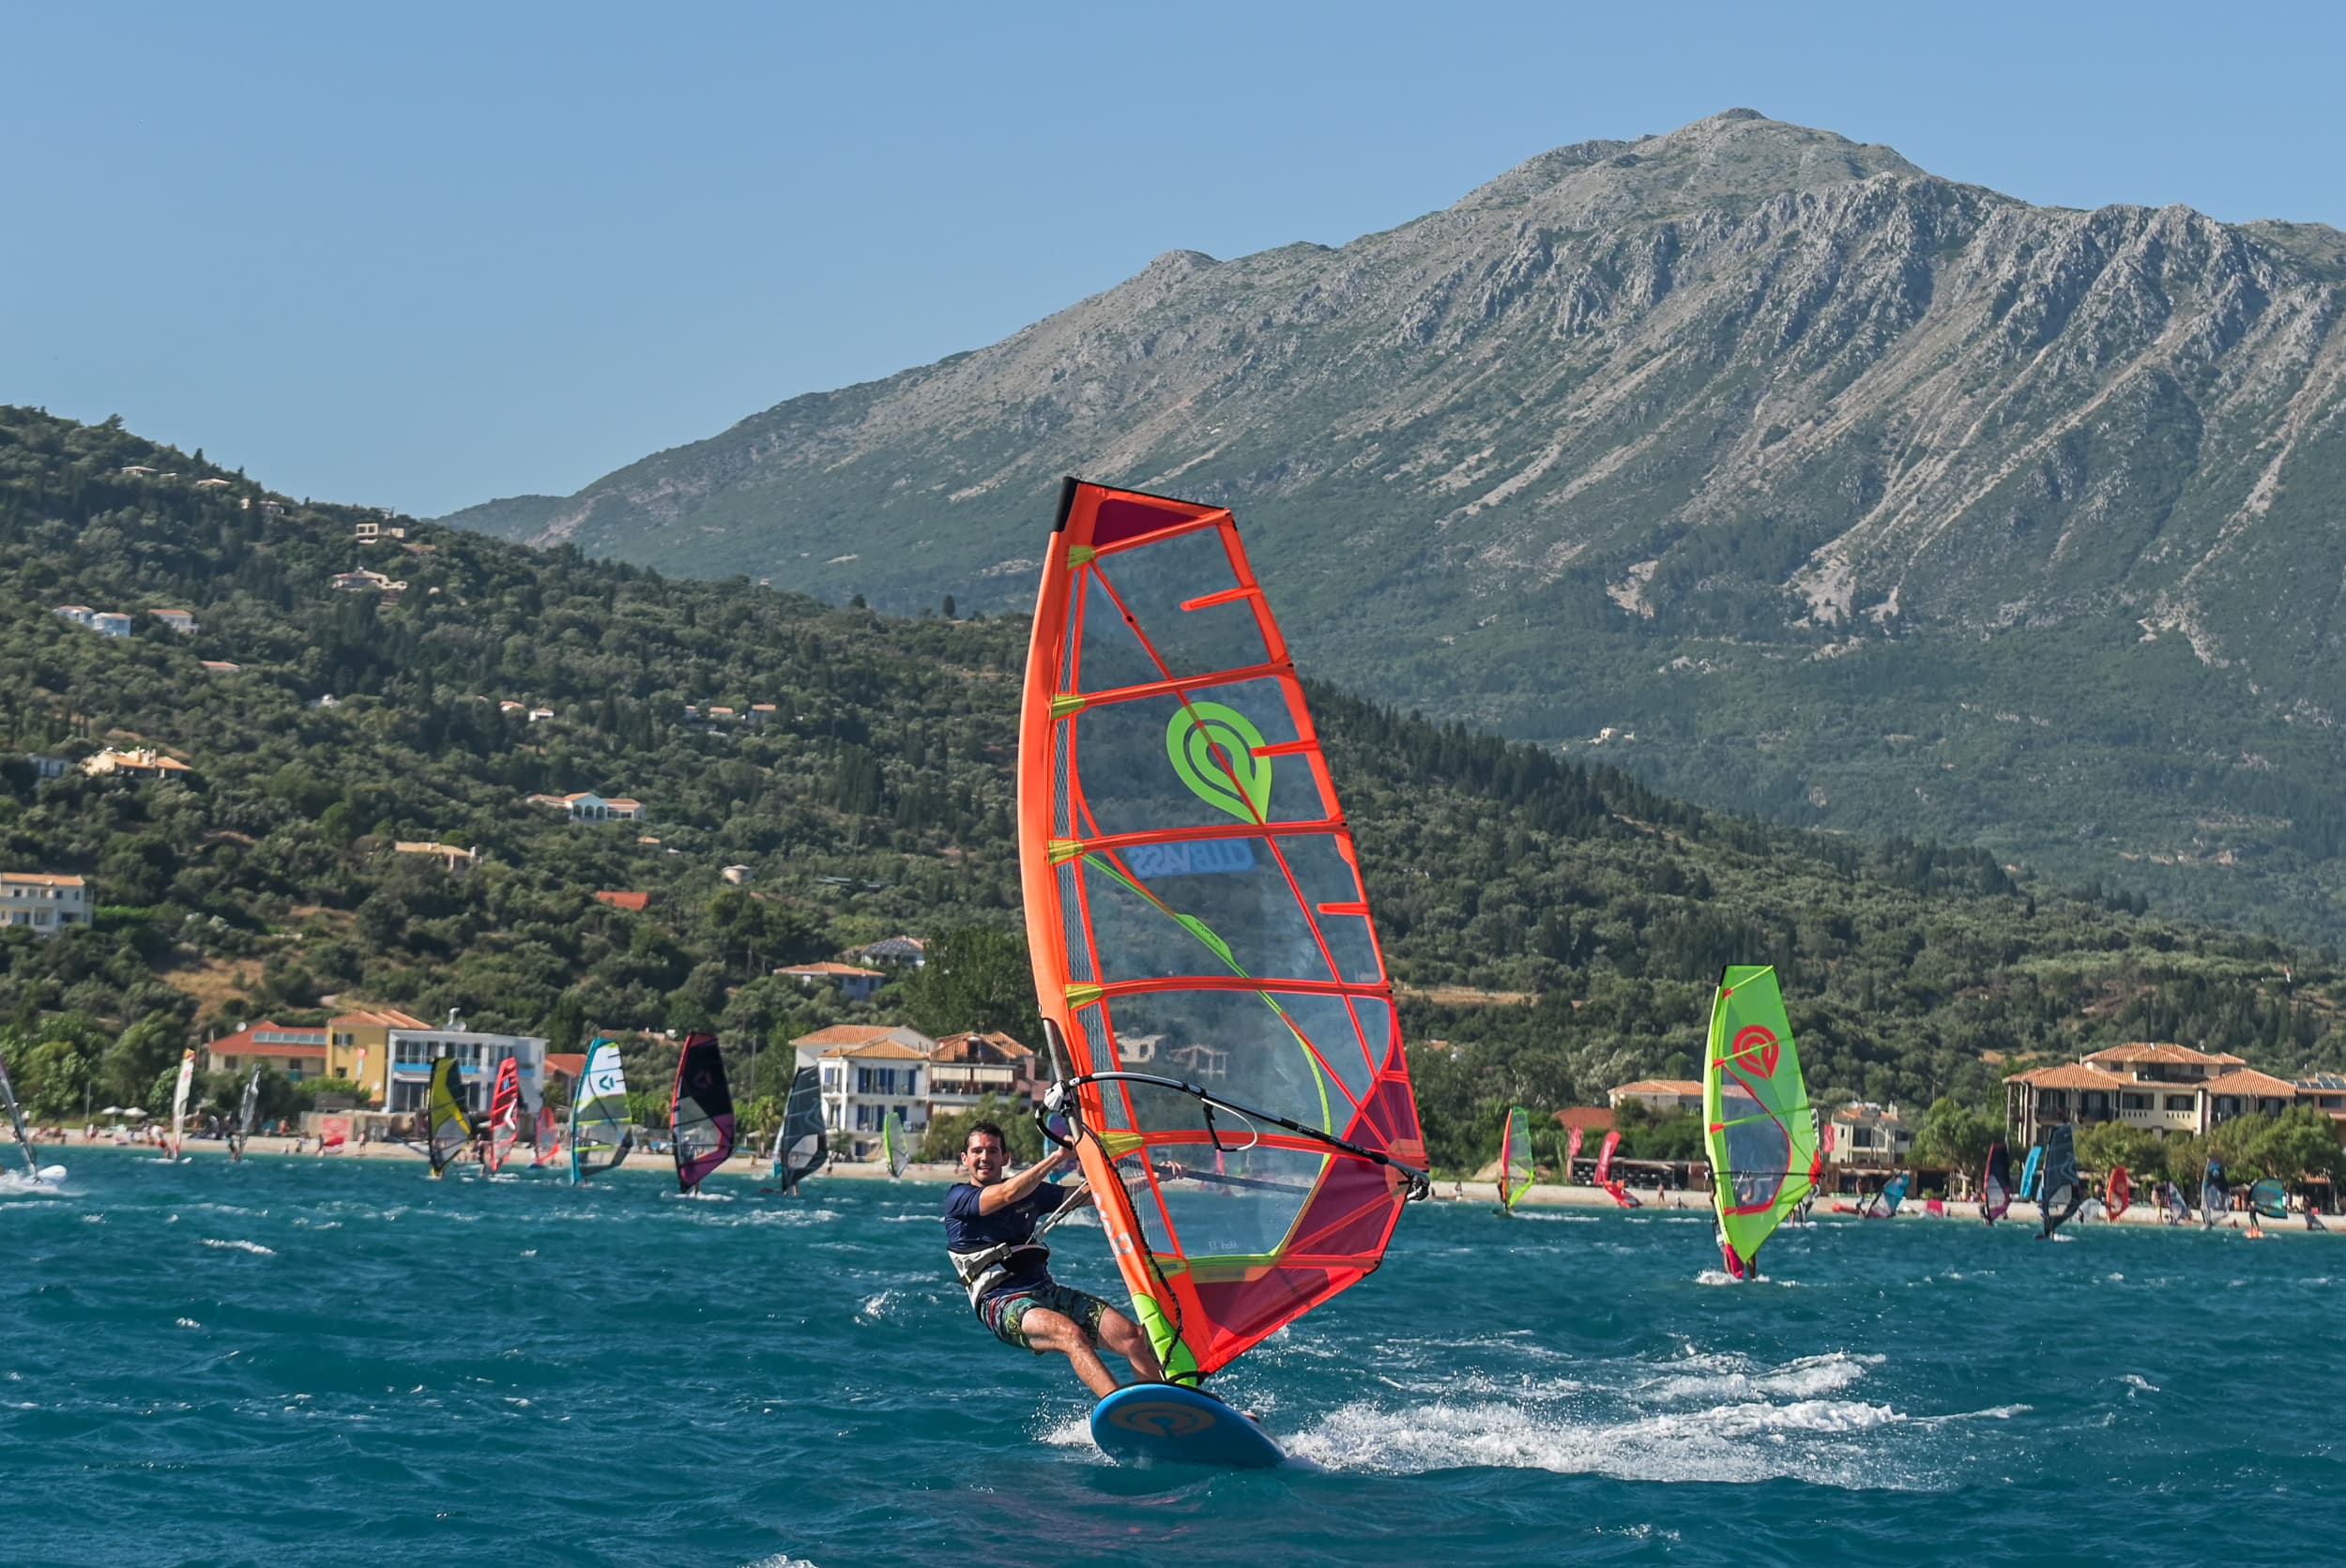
[{"left": 385, "top": 1028, "right": 548, "bottom": 1114}]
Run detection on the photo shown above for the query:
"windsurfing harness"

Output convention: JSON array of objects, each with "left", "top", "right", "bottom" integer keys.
[
  {"left": 1015, "top": 479, "right": 1430, "bottom": 1385},
  {"left": 943, "top": 1181, "right": 1080, "bottom": 1309}
]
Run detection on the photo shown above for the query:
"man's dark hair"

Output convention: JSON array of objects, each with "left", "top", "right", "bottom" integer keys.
[{"left": 965, "top": 1120, "right": 1007, "bottom": 1151}]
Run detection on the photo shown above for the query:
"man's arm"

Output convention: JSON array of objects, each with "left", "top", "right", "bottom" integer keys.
[{"left": 974, "top": 1148, "right": 1077, "bottom": 1214}]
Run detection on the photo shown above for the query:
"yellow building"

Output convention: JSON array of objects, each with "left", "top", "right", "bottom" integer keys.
[{"left": 328, "top": 1007, "right": 430, "bottom": 1103}]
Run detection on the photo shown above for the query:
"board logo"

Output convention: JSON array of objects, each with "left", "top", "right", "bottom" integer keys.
[
  {"left": 1730, "top": 1024, "right": 1779, "bottom": 1077},
  {"left": 1106, "top": 1399, "right": 1218, "bottom": 1438}
]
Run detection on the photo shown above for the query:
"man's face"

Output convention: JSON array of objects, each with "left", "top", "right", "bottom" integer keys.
[{"left": 964, "top": 1134, "right": 1008, "bottom": 1185}]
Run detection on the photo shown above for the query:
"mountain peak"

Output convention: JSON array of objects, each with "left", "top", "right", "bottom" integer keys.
[{"left": 1459, "top": 108, "right": 1925, "bottom": 220}]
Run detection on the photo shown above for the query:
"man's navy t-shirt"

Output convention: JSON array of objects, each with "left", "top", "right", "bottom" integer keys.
[{"left": 943, "top": 1180, "right": 1081, "bottom": 1301}]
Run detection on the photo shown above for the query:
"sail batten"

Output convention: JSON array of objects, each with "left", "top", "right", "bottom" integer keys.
[{"left": 1019, "top": 480, "right": 1425, "bottom": 1382}]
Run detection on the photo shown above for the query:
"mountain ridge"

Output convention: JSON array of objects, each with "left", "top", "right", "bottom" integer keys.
[{"left": 437, "top": 111, "right": 2346, "bottom": 939}]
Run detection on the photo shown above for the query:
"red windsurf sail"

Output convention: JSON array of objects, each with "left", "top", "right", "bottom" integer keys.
[
  {"left": 485, "top": 1056, "right": 521, "bottom": 1173},
  {"left": 1018, "top": 480, "right": 1428, "bottom": 1384}
]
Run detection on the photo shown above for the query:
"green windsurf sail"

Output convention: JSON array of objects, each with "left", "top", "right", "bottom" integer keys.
[
  {"left": 567, "top": 1037, "right": 632, "bottom": 1184},
  {"left": 881, "top": 1107, "right": 909, "bottom": 1179},
  {"left": 1702, "top": 966, "right": 1820, "bottom": 1279},
  {"left": 1498, "top": 1105, "right": 1535, "bottom": 1212}
]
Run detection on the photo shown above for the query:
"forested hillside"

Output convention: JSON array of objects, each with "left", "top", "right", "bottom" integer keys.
[{"left": 3, "top": 408, "right": 2340, "bottom": 1167}]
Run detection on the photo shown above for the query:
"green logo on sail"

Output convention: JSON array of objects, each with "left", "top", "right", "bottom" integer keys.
[{"left": 1166, "top": 702, "right": 1272, "bottom": 822}]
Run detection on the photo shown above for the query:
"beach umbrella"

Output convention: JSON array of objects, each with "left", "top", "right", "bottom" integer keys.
[{"left": 99, "top": 1105, "right": 125, "bottom": 1116}]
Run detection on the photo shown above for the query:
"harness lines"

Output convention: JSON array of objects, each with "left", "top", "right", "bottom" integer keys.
[{"left": 946, "top": 1237, "right": 1051, "bottom": 1310}]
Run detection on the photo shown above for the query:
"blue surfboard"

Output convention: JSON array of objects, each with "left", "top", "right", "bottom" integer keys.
[
  {"left": 2021, "top": 1144, "right": 2044, "bottom": 1204},
  {"left": 1089, "top": 1383, "right": 1287, "bottom": 1469}
]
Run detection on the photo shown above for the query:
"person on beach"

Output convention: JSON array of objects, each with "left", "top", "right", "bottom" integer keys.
[{"left": 942, "top": 1121, "right": 1164, "bottom": 1398}]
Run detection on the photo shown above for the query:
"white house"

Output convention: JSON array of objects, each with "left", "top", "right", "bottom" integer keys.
[
  {"left": 1, "top": 873, "right": 89, "bottom": 936},
  {"left": 526, "top": 791, "right": 645, "bottom": 822},
  {"left": 88, "top": 612, "right": 132, "bottom": 636},
  {"left": 775, "top": 960, "right": 886, "bottom": 1003},
  {"left": 1607, "top": 1079, "right": 1706, "bottom": 1115},
  {"left": 1824, "top": 1102, "right": 1913, "bottom": 1166},
  {"left": 791, "top": 1025, "right": 936, "bottom": 1159},
  {"left": 149, "top": 609, "right": 198, "bottom": 634},
  {"left": 382, "top": 1012, "right": 548, "bottom": 1116}
]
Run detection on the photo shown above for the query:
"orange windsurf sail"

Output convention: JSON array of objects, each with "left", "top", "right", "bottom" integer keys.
[{"left": 1017, "top": 479, "right": 1428, "bottom": 1384}]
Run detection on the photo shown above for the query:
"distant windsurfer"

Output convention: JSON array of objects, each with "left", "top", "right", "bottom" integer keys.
[{"left": 943, "top": 1122, "right": 1164, "bottom": 1397}]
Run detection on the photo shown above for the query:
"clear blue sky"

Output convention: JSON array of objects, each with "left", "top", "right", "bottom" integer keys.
[{"left": 8, "top": 1, "right": 2341, "bottom": 518}]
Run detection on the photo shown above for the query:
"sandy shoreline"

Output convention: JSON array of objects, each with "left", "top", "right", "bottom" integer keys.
[{"left": 31, "top": 1139, "right": 2325, "bottom": 1234}]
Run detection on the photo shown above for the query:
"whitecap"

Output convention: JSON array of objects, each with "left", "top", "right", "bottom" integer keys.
[
  {"left": 1287, "top": 1395, "right": 1926, "bottom": 1486},
  {"left": 202, "top": 1238, "right": 276, "bottom": 1256},
  {"left": 1645, "top": 1352, "right": 1882, "bottom": 1404}
]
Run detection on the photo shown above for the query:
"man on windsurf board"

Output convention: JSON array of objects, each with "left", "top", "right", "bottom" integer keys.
[{"left": 943, "top": 1122, "right": 1164, "bottom": 1397}]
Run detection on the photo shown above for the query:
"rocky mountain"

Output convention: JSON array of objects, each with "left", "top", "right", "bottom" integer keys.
[{"left": 442, "top": 111, "right": 2346, "bottom": 940}]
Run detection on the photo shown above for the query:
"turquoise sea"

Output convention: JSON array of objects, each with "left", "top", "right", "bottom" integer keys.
[{"left": 5, "top": 1149, "right": 2340, "bottom": 1567}]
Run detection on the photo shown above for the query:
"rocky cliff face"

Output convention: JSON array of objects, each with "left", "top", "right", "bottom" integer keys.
[{"left": 443, "top": 111, "right": 2346, "bottom": 937}]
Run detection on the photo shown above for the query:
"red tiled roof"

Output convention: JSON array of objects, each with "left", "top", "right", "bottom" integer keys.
[
  {"left": 594, "top": 891, "right": 650, "bottom": 911},
  {"left": 1554, "top": 1106, "right": 1616, "bottom": 1133},
  {"left": 543, "top": 1052, "right": 586, "bottom": 1079},
  {"left": 778, "top": 961, "right": 883, "bottom": 978},
  {"left": 1612, "top": 1079, "right": 1705, "bottom": 1097},
  {"left": 2202, "top": 1069, "right": 2299, "bottom": 1098},
  {"left": 2083, "top": 1043, "right": 2245, "bottom": 1068},
  {"left": 330, "top": 1007, "right": 430, "bottom": 1028},
  {"left": 931, "top": 1030, "right": 1034, "bottom": 1063},
  {"left": 2006, "top": 1064, "right": 2128, "bottom": 1090},
  {"left": 791, "top": 1025, "right": 934, "bottom": 1050},
  {"left": 820, "top": 1039, "right": 928, "bottom": 1060}
]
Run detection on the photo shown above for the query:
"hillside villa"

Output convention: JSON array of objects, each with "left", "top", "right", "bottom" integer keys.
[
  {"left": 526, "top": 791, "right": 644, "bottom": 822},
  {"left": 393, "top": 841, "right": 480, "bottom": 873},
  {"left": 775, "top": 960, "right": 886, "bottom": 1002},
  {"left": 1, "top": 873, "right": 89, "bottom": 936},
  {"left": 2003, "top": 1043, "right": 2321, "bottom": 1148},
  {"left": 1607, "top": 1079, "right": 1705, "bottom": 1115},
  {"left": 81, "top": 747, "right": 191, "bottom": 779}
]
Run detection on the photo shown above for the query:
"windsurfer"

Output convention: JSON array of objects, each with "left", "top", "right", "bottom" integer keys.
[{"left": 943, "top": 1123, "right": 1163, "bottom": 1398}]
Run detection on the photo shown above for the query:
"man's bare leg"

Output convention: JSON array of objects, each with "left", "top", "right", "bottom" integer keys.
[
  {"left": 1096, "top": 1307, "right": 1164, "bottom": 1383},
  {"left": 1020, "top": 1307, "right": 1121, "bottom": 1399}
]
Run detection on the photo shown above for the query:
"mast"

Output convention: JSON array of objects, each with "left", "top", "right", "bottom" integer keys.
[{"left": 0, "top": 1055, "right": 40, "bottom": 1181}]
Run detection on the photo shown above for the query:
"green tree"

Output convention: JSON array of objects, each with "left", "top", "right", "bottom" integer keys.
[
  {"left": 904, "top": 928, "right": 1043, "bottom": 1045},
  {"left": 1912, "top": 1096, "right": 2002, "bottom": 1172},
  {"left": 917, "top": 1091, "right": 1042, "bottom": 1163}
]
